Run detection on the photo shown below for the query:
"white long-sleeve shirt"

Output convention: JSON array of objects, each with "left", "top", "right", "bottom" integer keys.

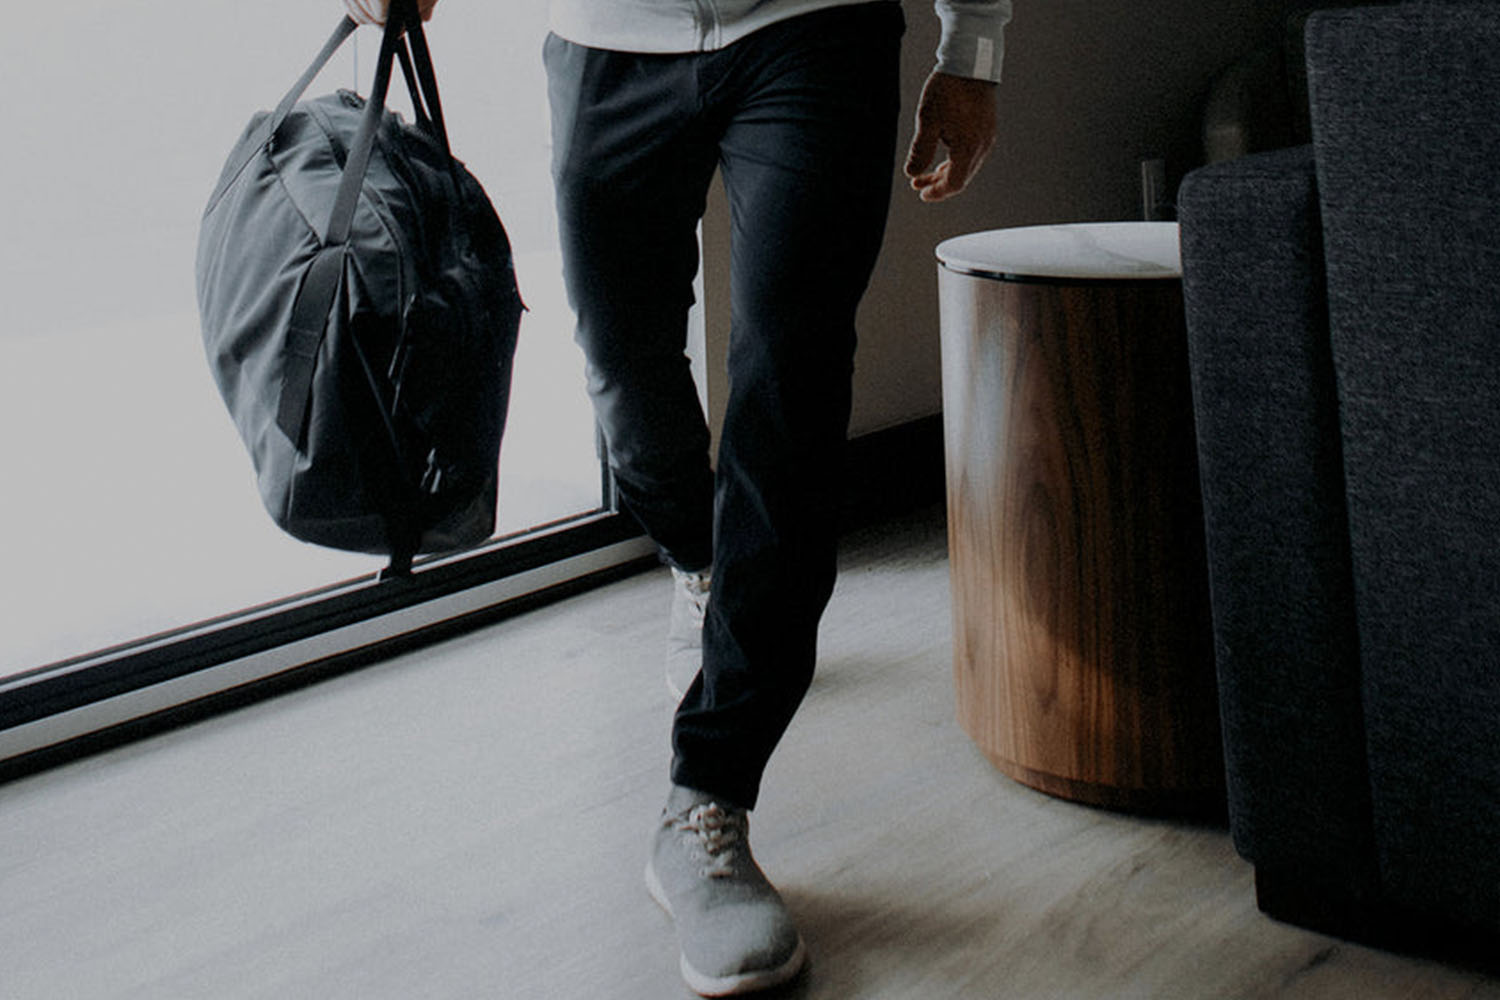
[{"left": 548, "top": 0, "right": 1013, "bottom": 82}]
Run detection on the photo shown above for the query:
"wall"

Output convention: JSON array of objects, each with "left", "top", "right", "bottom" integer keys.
[{"left": 701, "top": 0, "right": 1302, "bottom": 441}]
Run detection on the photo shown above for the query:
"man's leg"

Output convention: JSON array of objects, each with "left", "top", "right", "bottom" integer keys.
[
  {"left": 544, "top": 35, "right": 720, "bottom": 574},
  {"left": 652, "top": 10, "right": 905, "bottom": 994},
  {"left": 670, "top": 3, "right": 906, "bottom": 810},
  {"left": 547, "top": 32, "right": 825, "bottom": 997},
  {"left": 547, "top": 13, "right": 903, "bottom": 995}
]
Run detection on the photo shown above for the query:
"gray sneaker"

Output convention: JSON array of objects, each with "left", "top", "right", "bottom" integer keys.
[
  {"left": 667, "top": 566, "right": 711, "bottom": 702},
  {"left": 645, "top": 787, "right": 807, "bottom": 997}
]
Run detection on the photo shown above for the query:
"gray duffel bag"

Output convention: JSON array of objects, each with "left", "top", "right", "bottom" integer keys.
[{"left": 196, "top": 1, "right": 522, "bottom": 577}]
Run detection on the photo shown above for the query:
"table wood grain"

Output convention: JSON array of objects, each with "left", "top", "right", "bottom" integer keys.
[{"left": 939, "top": 267, "right": 1223, "bottom": 816}]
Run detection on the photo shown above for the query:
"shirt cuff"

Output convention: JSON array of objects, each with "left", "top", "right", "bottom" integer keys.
[{"left": 934, "top": 0, "right": 1012, "bottom": 82}]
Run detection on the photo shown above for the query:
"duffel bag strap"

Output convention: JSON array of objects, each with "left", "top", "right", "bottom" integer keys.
[
  {"left": 273, "top": 9, "right": 405, "bottom": 445},
  {"left": 275, "top": 0, "right": 430, "bottom": 446},
  {"left": 204, "top": 17, "right": 357, "bottom": 212}
]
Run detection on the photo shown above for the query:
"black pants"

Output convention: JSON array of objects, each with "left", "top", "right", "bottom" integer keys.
[{"left": 544, "top": 2, "right": 905, "bottom": 809}]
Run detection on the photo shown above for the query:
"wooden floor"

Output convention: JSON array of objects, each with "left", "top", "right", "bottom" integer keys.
[{"left": 2, "top": 505, "right": 1496, "bottom": 999}]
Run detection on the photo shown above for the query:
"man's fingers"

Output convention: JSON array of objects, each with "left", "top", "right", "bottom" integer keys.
[
  {"left": 909, "top": 136, "right": 991, "bottom": 202},
  {"left": 914, "top": 162, "right": 961, "bottom": 203},
  {"left": 342, "top": 0, "right": 385, "bottom": 25},
  {"left": 342, "top": 0, "right": 437, "bottom": 25},
  {"left": 904, "top": 127, "right": 940, "bottom": 180},
  {"left": 909, "top": 163, "right": 946, "bottom": 200}
]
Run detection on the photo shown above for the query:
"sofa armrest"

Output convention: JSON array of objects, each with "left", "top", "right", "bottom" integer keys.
[{"left": 1178, "top": 146, "right": 1374, "bottom": 883}]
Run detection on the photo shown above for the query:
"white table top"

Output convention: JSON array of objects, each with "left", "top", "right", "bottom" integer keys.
[{"left": 937, "top": 222, "right": 1181, "bottom": 281}]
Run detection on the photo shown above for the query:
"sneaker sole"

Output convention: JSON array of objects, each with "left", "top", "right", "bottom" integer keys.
[{"left": 645, "top": 859, "right": 808, "bottom": 997}]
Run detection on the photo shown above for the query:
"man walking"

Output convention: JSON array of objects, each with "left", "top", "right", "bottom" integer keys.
[{"left": 345, "top": 1, "right": 1011, "bottom": 992}]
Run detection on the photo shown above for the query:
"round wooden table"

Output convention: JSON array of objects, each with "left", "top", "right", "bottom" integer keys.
[{"left": 936, "top": 222, "right": 1224, "bottom": 817}]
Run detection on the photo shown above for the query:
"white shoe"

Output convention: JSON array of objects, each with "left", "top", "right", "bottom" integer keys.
[
  {"left": 667, "top": 566, "right": 711, "bottom": 702},
  {"left": 646, "top": 786, "right": 807, "bottom": 996}
]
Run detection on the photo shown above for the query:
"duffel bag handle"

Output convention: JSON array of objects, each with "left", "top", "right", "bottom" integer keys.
[
  {"left": 326, "top": 0, "right": 453, "bottom": 246},
  {"left": 206, "top": 1, "right": 449, "bottom": 225}
]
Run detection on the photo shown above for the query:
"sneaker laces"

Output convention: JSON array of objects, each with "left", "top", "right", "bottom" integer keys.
[{"left": 674, "top": 802, "right": 745, "bottom": 878}]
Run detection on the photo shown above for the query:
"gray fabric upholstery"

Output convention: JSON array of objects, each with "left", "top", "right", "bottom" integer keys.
[
  {"left": 1180, "top": 0, "right": 1500, "bottom": 949},
  {"left": 1179, "top": 147, "right": 1374, "bottom": 883},
  {"left": 1308, "top": 2, "right": 1500, "bottom": 933}
]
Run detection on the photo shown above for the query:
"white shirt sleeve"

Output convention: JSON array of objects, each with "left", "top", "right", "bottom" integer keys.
[{"left": 934, "top": 0, "right": 1013, "bottom": 82}]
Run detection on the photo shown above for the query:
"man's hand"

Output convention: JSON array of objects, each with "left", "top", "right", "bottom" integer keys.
[
  {"left": 904, "top": 71, "right": 998, "bottom": 202},
  {"left": 343, "top": 0, "right": 439, "bottom": 26}
]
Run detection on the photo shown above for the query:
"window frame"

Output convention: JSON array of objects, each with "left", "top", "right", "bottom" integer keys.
[{"left": 0, "top": 508, "right": 653, "bottom": 777}]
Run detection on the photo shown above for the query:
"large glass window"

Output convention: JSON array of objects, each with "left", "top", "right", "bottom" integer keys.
[{"left": 0, "top": 4, "right": 621, "bottom": 683}]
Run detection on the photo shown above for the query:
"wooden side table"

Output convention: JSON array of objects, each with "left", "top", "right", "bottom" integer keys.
[{"left": 936, "top": 222, "right": 1224, "bottom": 817}]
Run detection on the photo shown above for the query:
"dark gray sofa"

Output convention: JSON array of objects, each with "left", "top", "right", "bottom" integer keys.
[{"left": 1177, "top": 2, "right": 1499, "bottom": 962}]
